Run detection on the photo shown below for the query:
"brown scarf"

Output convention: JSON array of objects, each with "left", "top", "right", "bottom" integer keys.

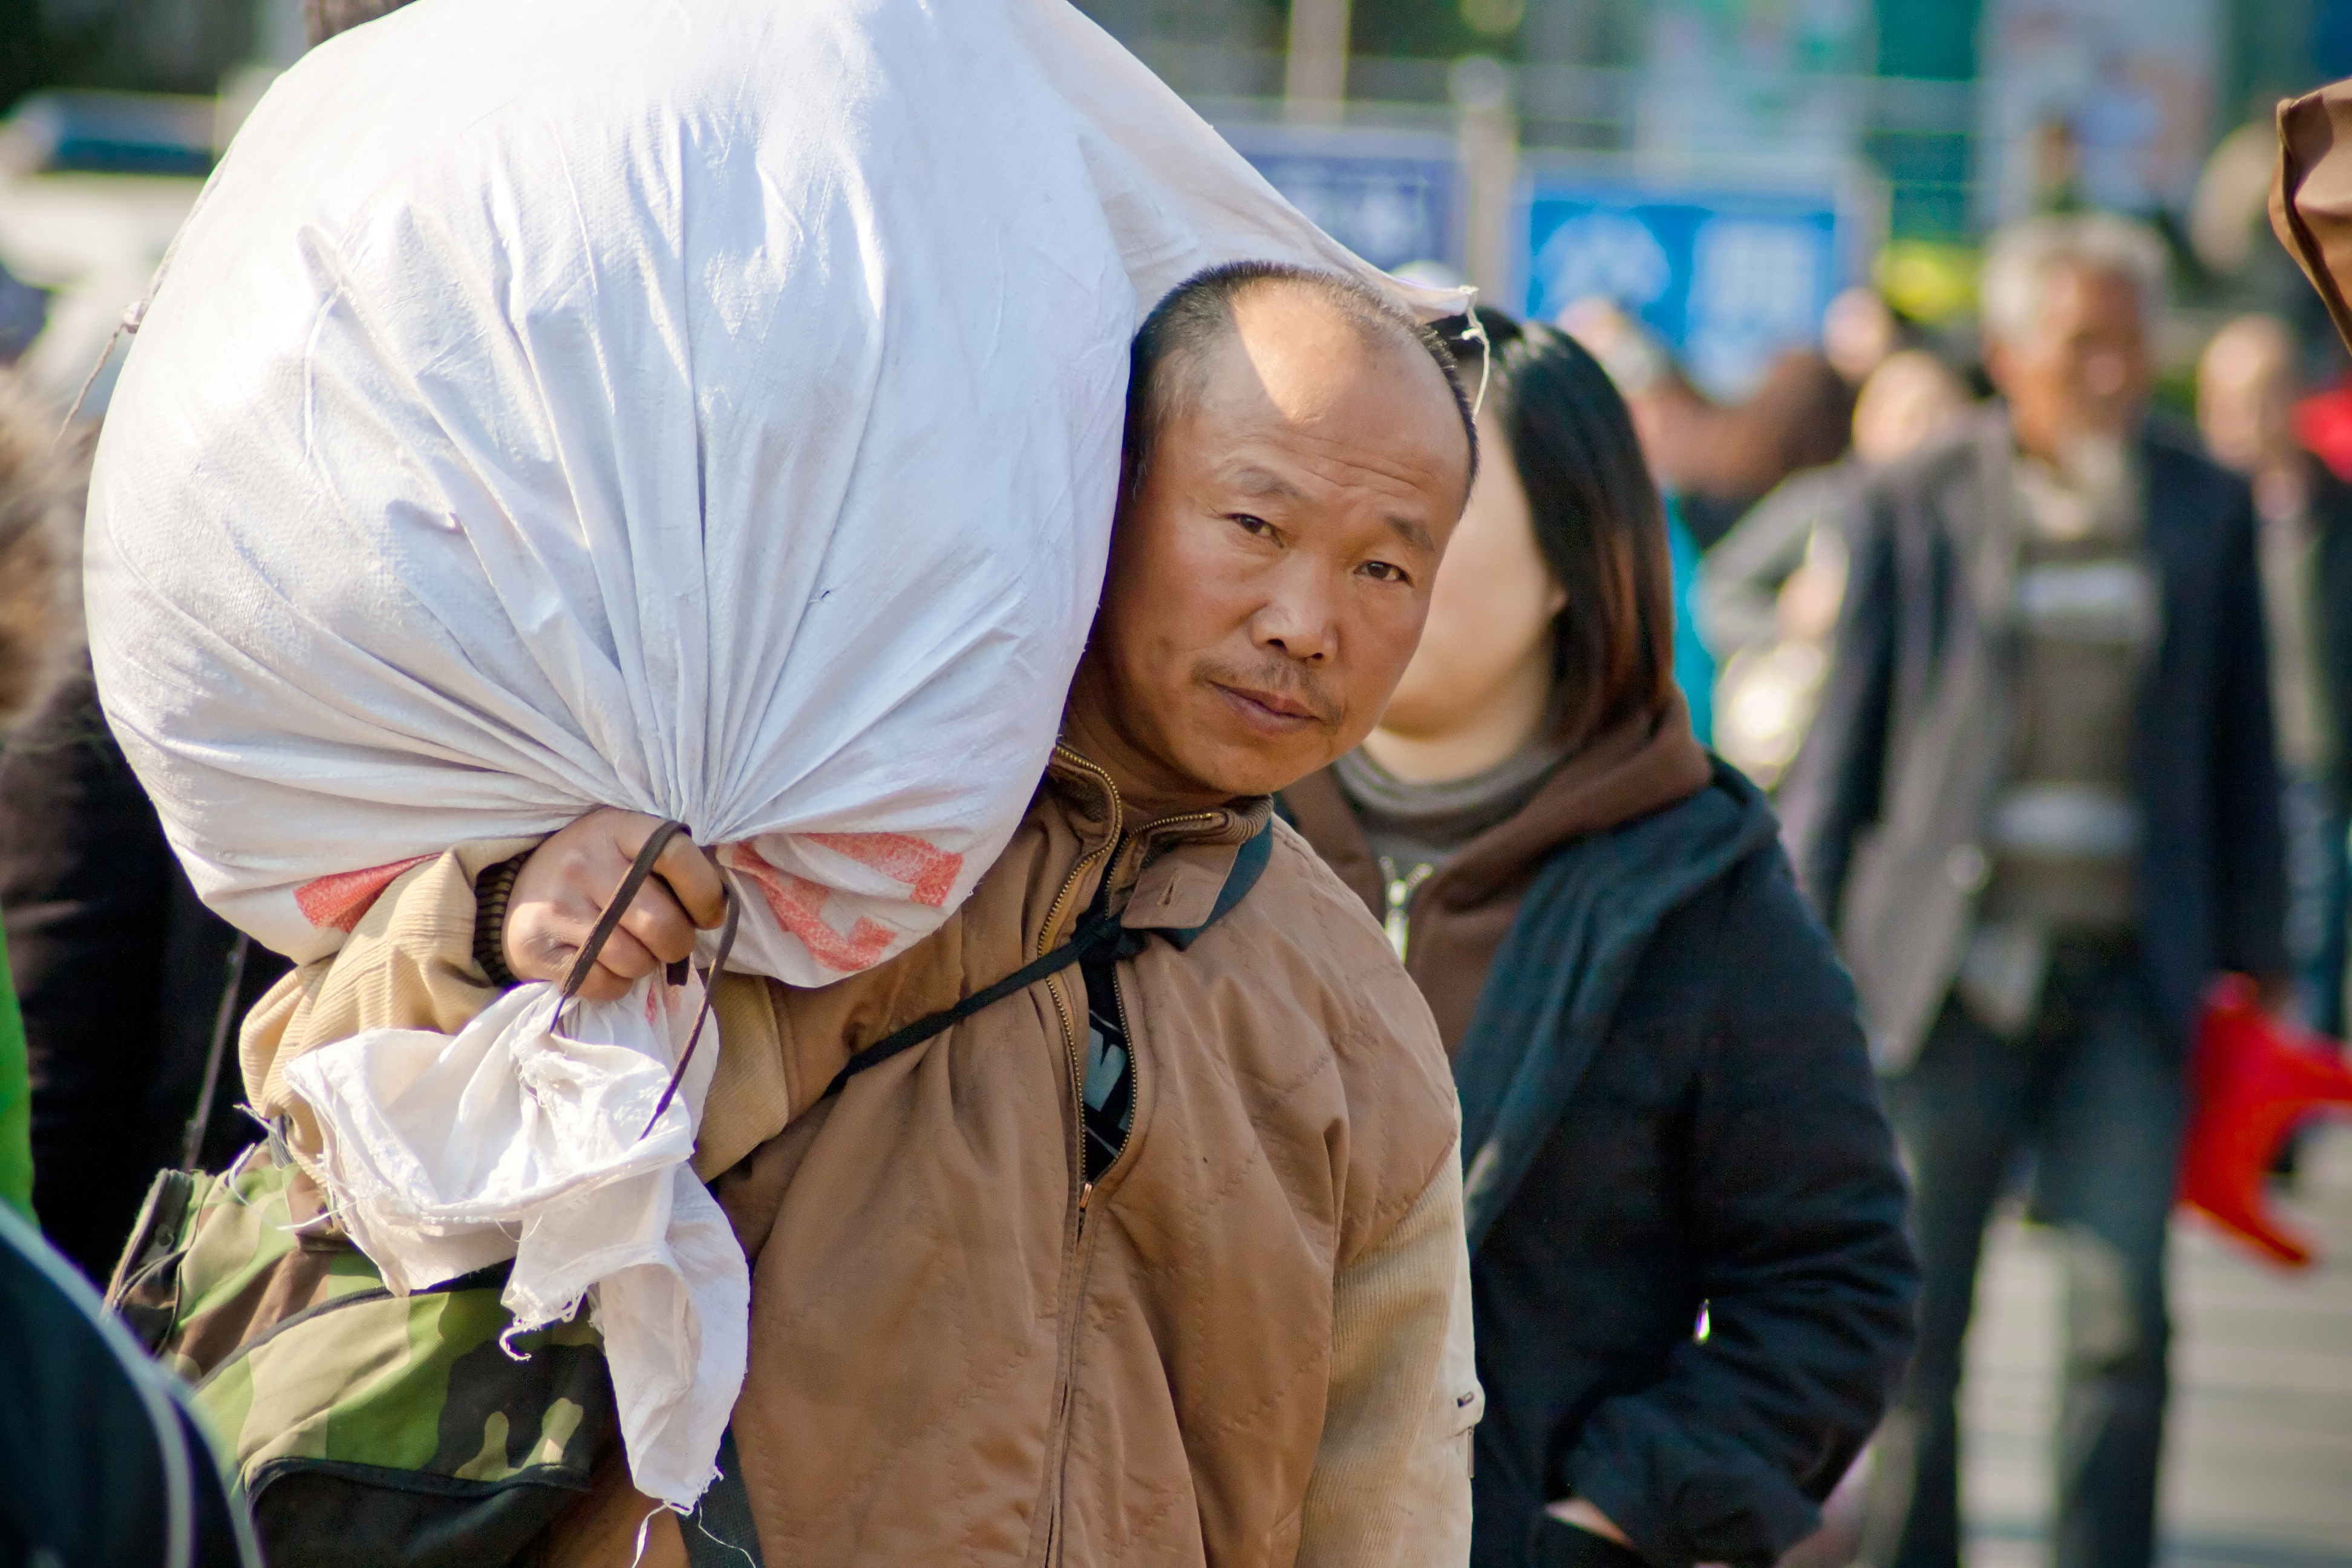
[{"left": 1283, "top": 691, "right": 1713, "bottom": 1052}]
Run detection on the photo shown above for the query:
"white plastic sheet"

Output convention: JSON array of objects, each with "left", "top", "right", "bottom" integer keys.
[{"left": 82, "top": 0, "right": 1460, "bottom": 1506}]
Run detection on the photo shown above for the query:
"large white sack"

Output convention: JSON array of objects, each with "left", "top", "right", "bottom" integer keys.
[
  {"left": 85, "top": 0, "right": 1454, "bottom": 978},
  {"left": 82, "top": 0, "right": 1459, "bottom": 1507}
]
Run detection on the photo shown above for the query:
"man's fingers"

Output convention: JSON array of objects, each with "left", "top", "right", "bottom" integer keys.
[
  {"left": 508, "top": 916, "right": 653, "bottom": 990},
  {"left": 583, "top": 924, "right": 661, "bottom": 985},
  {"left": 599, "top": 812, "right": 725, "bottom": 929},
  {"left": 616, "top": 882, "right": 699, "bottom": 966},
  {"left": 567, "top": 961, "right": 632, "bottom": 1004},
  {"left": 648, "top": 832, "right": 728, "bottom": 929},
  {"left": 498, "top": 807, "right": 728, "bottom": 991}
]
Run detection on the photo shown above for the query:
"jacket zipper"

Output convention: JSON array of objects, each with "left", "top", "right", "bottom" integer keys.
[
  {"left": 1042, "top": 746, "right": 1125, "bottom": 1221},
  {"left": 1031, "top": 752, "right": 1226, "bottom": 1566},
  {"left": 1053, "top": 949, "right": 1148, "bottom": 1566},
  {"left": 1034, "top": 746, "right": 1123, "bottom": 1568},
  {"left": 1074, "top": 805, "right": 1220, "bottom": 1226},
  {"left": 1377, "top": 855, "right": 1436, "bottom": 960},
  {"left": 1038, "top": 757, "right": 1225, "bottom": 1211},
  {"left": 1034, "top": 749, "right": 1259, "bottom": 1564}
]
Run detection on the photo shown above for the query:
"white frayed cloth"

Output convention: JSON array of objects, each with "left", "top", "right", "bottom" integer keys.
[{"left": 283, "top": 977, "right": 746, "bottom": 1506}]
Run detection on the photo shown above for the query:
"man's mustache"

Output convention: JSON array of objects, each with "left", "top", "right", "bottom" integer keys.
[{"left": 1196, "top": 658, "right": 1342, "bottom": 727}]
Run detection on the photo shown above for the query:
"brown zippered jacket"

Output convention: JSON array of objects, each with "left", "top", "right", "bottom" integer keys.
[{"left": 243, "top": 745, "right": 1480, "bottom": 1566}]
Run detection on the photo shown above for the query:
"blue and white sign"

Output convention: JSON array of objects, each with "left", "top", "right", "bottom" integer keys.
[
  {"left": 1218, "top": 123, "right": 1463, "bottom": 275},
  {"left": 1520, "top": 171, "right": 1851, "bottom": 399}
]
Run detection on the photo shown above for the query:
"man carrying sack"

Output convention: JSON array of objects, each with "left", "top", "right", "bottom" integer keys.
[
  {"left": 83, "top": 0, "right": 1485, "bottom": 1553},
  {"left": 241, "top": 261, "right": 1486, "bottom": 1566}
]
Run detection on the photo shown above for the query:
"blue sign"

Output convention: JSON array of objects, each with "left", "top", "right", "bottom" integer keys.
[
  {"left": 1218, "top": 123, "right": 1462, "bottom": 274},
  {"left": 1520, "top": 172, "right": 1847, "bottom": 399}
]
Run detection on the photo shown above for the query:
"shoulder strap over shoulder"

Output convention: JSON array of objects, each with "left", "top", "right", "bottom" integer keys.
[
  {"left": 819, "top": 818, "right": 1275, "bottom": 1099},
  {"left": 1155, "top": 815, "right": 1275, "bottom": 951}
]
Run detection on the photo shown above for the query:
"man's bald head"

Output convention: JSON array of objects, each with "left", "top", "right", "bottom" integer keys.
[
  {"left": 1123, "top": 262, "right": 1477, "bottom": 500},
  {"left": 2203, "top": 313, "right": 2297, "bottom": 387},
  {"left": 2199, "top": 313, "right": 2301, "bottom": 476}
]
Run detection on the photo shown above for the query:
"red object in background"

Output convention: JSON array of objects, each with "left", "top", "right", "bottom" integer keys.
[
  {"left": 2179, "top": 976, "right": 2352, "bottom": 1267},
  {"left": 2293, "top": 384, "right": 2352, "bottom": 482}
]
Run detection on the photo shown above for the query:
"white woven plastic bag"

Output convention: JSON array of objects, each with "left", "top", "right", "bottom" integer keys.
[{"left": 83, "top": 0, "right": 1455, "bottom": 1506}]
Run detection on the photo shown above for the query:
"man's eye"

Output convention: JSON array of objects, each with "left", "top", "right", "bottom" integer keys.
[
  {"left": 1230, "top": 513, "right": 1275, "bottom": 538},
  {"left": 1359, "top": 560, "right": 1409, "bottom": 584}
]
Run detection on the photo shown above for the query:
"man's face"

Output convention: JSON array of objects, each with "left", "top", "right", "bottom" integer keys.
[
  {"left": 1069, "top": 287, "right": 1472, "bottom": 811},
  {"left": 2198, "top": 324, "right": 2297, "bottom": 476},
  {"left": 1987, "top": 263, "right": 2151, "bottom": 461}
]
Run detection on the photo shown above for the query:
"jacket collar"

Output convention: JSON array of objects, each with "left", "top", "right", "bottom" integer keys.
[{"left": 1044, "top": 744, "right": 1275, "bottom": 932}]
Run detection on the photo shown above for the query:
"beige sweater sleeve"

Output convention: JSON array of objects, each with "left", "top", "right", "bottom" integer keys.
[
  {"left": 1296, "top": 1134, "right": 1482, "bottom": 1568},
  {"left": 238, "top": 838, "right": 789, "bottom": 1180}
]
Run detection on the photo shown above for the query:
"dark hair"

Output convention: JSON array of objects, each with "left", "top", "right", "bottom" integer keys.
[
  {"left": 1122, "top": 260, "right": 1478, "bottom": 498},
  {"left": 1442, "top": 307, "right": 1676, "bottom": 750},
  {"left": 302, "top": 0, "right": 416, "bottom": 47}
]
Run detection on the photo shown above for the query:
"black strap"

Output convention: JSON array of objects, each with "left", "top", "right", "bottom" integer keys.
[
  {"left": 818, "top": 906, "right": 1126, "bottom": 1102},
  {"left": 557, "top": 821, "right": 691, "bottom": 1006},
  {"left": 179, "top": 931, "right": 252, "bottom": 1170},
  {"left": 641, "top": 889, "right": 739, "bottom": 1138},
  {"left": 815, "top": 817, "right": 1279, "bottom": 1102}
]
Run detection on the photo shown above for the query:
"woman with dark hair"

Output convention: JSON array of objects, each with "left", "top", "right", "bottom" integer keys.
[{"left": 1281, "top": 310, "right": 1918, "bottom": 1568}]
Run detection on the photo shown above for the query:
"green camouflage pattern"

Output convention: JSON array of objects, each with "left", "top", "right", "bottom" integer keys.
[
  {"left": 197, "top": 1281, "right": 608, "bottom": 1494},
  {"left": 107, "top": 1143, "right": 613, "bottom": 1500}
]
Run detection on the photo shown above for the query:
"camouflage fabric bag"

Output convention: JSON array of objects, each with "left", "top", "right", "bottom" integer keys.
[{"left": 106, "top": 1136, "right": 616, "bottom": 1568}]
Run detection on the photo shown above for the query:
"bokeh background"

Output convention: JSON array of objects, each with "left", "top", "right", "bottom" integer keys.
[
  {"left": 2, "top": 4, "right": 2350, "bottom": 1564},
  {"left": 5, "top": 1, "right": 2351, "bottom": 437}
]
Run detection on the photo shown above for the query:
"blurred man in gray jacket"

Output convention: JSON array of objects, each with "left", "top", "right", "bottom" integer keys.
[{"left": 1782, "top": 214, "right": 2287, "bottom": 1568}]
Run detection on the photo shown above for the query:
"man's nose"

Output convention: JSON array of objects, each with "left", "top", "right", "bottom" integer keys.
[{"left": 1252, "top": 558, "right": 1339, "bottom": 664}]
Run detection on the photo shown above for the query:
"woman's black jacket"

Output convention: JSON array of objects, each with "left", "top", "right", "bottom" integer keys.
[{"left": 1455, "top": 767, "right": 1918, "bottom": 1568}]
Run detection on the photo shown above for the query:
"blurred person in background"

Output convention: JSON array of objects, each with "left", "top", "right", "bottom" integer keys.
[
  {"left": 0, "top": 367, "right": 79, "bottom": 1224},
  {"left": 2198, "top": 314, "right": 2352, "bottom": 1044},
  {"left": 1820, "top": 285, "right": 1909, "bottom": 388},
  {"left": 0, "top": 555, "right": 293, "bottom": 1281},
  {"left": 1702, "top": 350, "right": 1974, "bottom": 788},
  {"left": 0, "top": 376, "right": 253, "bottom": 1567},
  {"left": 0, "top": 0, "right": 414, "bottom": 1281},
  {"left": 1782, "top": 214, "right": 2285, "bottom": 1568},
  {"left": 1282, "top": 310, "right": 1918, "bottom": 1568},
  {"left": 1558, "top": 295, "right": 1857, "bottom": 553}
]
